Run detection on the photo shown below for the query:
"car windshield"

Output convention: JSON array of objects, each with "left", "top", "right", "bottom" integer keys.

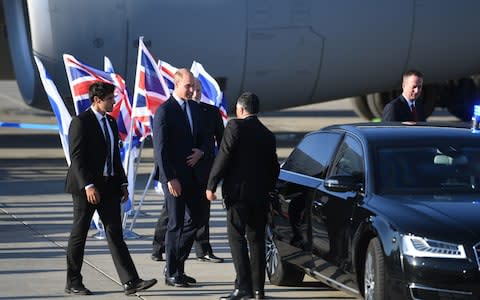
[{"left": 375, "top": 144, "right": 480, "bottom": 195}]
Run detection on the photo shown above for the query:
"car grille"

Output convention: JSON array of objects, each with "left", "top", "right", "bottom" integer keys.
[{"left": 474, "top": 242, "right": 480, "bottom": 270}]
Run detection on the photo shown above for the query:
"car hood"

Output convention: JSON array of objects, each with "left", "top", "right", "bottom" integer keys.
[{"left": 368, "top": 194, "right": 480, "bottom": 244}]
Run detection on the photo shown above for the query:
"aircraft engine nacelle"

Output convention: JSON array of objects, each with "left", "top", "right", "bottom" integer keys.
[{"left": 4, "top": 0, "right": 480, "bottom": 119}]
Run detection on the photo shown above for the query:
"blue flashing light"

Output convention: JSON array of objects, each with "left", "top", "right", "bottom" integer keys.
[
  {"left": 475, "top": 105, "right": 480, "bottom": 117},
  {"left": 472, "top": 105, "right": 480, "bottom": 133}
]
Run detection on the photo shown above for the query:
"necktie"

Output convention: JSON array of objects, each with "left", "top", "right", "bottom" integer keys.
[
  {"left": 411, "top": 103, "right": 418, "bottom": 121},
  {"left": 101, "top": 117, "right": 113, "bottom": 176},
  {"left": 182, "top": 101, "right": 192, "bottom": 132}
]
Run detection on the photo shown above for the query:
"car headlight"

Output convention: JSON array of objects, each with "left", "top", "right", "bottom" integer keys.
[{"left": 401, "top": 235, "right": 467, "bottom": 259}]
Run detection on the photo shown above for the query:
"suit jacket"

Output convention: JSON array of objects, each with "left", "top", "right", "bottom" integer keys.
[
  {"left": 382, "top": 95, "right": 426, "bottom": 122},
  {"left": 65, "top": 108, "right": 126, "bottom": 195},
  {"left": 207, "top": 115, "right": 279, "bottom": 208},
  {"left": 193, "top": 101, "right": 224, "bottom": 186},
  {"left": 153, "top": 96, "right": 206, "bottom": 185}
]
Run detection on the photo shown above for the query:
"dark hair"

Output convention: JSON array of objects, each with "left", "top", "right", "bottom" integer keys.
[
  {"left": 403, "top": 69, "right": 423, "bottom": 79},
  {"left": 88, "top": 82, "right": 115, "bottom": 103},
  {"left": 237, "top": 92, "right": 260, "bottom": 114}
]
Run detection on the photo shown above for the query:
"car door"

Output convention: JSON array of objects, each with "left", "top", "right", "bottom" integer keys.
[
  {"left": 311, "top": 134, "right": 365, "bottom": 291},
  {"left": 272, "top": 132, "right": 343, "bottom": 269}
]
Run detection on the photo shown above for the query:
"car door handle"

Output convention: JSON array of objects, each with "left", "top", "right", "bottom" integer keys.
[{"left": 312, "top": 200, "right": 324, "bottom": 210}]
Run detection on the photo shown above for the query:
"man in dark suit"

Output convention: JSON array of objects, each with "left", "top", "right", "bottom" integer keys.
[
  {"left": 206, "top": 92, "right": 280, "bottom": 300},
  {"left": 153, "top": 69, "right": 206, "bottom": 287},
  {"left": 382, "top": 69, "right": 427, "bottom": 122},
  {"left": 151, "top": 79, "right": 225, "bottom": 263},
  {"left": 64, "top": 82, "right": 156, "bottom": 296},
  {"left": 192, "top": 78, "right": 225, "bottom": 263}
]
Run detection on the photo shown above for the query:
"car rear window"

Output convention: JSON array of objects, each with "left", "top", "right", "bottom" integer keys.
[{"left": 282, "top": 132, "right": 342, "bottom": 179}]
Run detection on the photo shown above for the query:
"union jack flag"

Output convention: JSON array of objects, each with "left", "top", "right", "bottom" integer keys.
[
  {"left": 190, "top": 61, "right": 228, "bottom": 125},
  {"left": 103, "top": 56, "right": 143, "bottom": 214},
  {"left": 64, "top": 54, "right": 140, "bottom": 144},
  {"left": 158, "top": 60, "right": 178, "bottom": 93},
  {"left": 103, "top": 56, "right": 142, "bottom": 145},
  {"left": 131, "top": 37, "right": 170, "bottom": 140},
  {"left": 63, "top": 54, "right": 117, "bottom": 115}
]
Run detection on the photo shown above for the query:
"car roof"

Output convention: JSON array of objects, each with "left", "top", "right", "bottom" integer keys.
[{"left": 320, "top": 122, "right": 480, "bottom": 142}]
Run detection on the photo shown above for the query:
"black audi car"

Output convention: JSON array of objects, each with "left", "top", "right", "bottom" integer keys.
[{"left": 266, "top": 123, "right": 480, "bottom": 300}]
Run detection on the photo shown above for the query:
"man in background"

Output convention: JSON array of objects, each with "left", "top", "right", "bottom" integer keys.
[
  {"left": 192, "top": 78, "right": 225, "bottom": 263},
  {"left": 382, "top": 69, "right": 426, "bottom": 122}
]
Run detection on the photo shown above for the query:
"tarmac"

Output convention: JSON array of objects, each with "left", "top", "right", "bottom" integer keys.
[{"left": 0, "top": 80, "right": 457, "bottom": 299}]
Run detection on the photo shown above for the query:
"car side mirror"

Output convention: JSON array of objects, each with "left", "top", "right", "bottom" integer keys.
[{"left": 324, "top": 175, "right": 362, "bottom": 193}]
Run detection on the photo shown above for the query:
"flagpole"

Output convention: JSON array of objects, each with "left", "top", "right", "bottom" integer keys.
[
  {"left": 129, "top": 164, "right": 156, "bottom": 232},
  {"left": 122, "top": 138, "right": 145, "bottom": 239},
  {"left": 121, "top": 36, "right": 143, "bottom": 238},
  {"left": 123, "top": 35, "right": 144, "bottom": 180},
  {"left": 121, "top": 140, "right": 137, "bottom": 230}
]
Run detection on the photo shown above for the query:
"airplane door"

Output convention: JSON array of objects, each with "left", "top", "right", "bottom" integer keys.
[{"left": 243, "top": 1, "right": 323, "bottom": 111}]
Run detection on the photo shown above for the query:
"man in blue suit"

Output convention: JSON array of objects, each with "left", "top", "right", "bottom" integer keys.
[
  {"left": 151, "top": 79, "right": 224, "bottom": 263},
  {"left": 153, "top": 69, "right": 206, "bottom": 287}
]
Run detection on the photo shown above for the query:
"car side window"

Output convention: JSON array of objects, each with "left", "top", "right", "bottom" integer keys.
[
  {"left": 282, "top": 132, "right": 342, "bottom": 179},
  {"left": 330, "top": 135, "right": 365, "bottom": 183}
]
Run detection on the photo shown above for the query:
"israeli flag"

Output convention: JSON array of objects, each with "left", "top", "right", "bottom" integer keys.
[
  {"left": 190, "top": 61, "right": 228, "bottom": 124},
  {"left": 33, "top": 56, "right": 72, "bottom": 166},
  {"left": 190, "top": 61, "right": 222, "bottom": 106}
]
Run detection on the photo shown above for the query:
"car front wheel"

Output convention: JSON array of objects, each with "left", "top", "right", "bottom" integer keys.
[
  {"left": 265, "top": 225, "right": 304, "bottom": 286},
  {"left": 364, "top": 237, "right": 385, "bottom": 300}
]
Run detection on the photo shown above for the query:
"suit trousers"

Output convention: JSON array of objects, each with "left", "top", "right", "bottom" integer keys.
[
  {"left": 152, "top": 204, "right": 168, "bottom": 255},
  {"left": 193, "top": 194, "right": 213, "bottom": 257},
  {"left": 152, "top": 186, "right": 213, "bottom": 258},
  {"left": 66, "top": 182, "right": 138, "bottom": 287},
  {"left": 163, "top": 182, "right": 199, "bottom": 277},
  {"left": 226, "top": 202, "right": 268, "bottom": 293}
]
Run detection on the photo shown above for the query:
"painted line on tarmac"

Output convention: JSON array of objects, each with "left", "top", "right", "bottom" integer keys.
[
  {"left": 0, "top": 122, "right": 58, "bottom": 131},
  {"left": 0, "top": 206, "right": 148, "bottom": 298}
]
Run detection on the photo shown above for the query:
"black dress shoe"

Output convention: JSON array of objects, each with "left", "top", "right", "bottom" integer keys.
[
  {"left": 151, "top": 253, "right": 164, "bottom": 261},
  {"left": 64, "top": 285, "right": 92, "bottom": 295},
  {"left": 165, "top": 276, "right": 189, "bottom": 287},
  {"left": 197, "top": 253, "right": 224, "bottom": 263},
  {"left": 124, "top": 278, "right": 157, "bottom": 295},
  {"left": 181, "top": 273, "right": 196, "bottom": 284},
  {"left": 255, "top": 290, "right": 265, "bottom": 299},
  {"left": 219, "top": 289, "right": 253, "bottom": 300}
]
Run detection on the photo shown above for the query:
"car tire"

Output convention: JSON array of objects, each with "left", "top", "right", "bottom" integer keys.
[
  {"left": 265, "top": 225, "right": 304, "bottom": 286},
  {"left": 364, "top": 237, "right": 385, "bottom": 300}
]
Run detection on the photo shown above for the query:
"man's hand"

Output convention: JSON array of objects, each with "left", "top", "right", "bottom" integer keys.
[
  {"left": 206, "top": 189, "right": 216, "bottom": 201},
  {"left": 168, "top": 179, "right": 182, "bottom": 197},
  {"left": 186, "top": 148, "right": 204, "bottom": 167},
  {"left": 86, "top": 186, "right": 100, "bottom": 204},
  {"left": 120, "top": 185, "right": 129, "bottom": 204}
]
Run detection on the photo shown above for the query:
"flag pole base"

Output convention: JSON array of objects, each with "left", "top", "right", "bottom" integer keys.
[
  {"left": 126, "top": 209, "right": 148, "bottom": 217},
  {"left": 92, "top": 230, "right": 106, "bottom": 240},
  {"left": 123, "top": 229, "right": 141, "bottom": 240}
]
